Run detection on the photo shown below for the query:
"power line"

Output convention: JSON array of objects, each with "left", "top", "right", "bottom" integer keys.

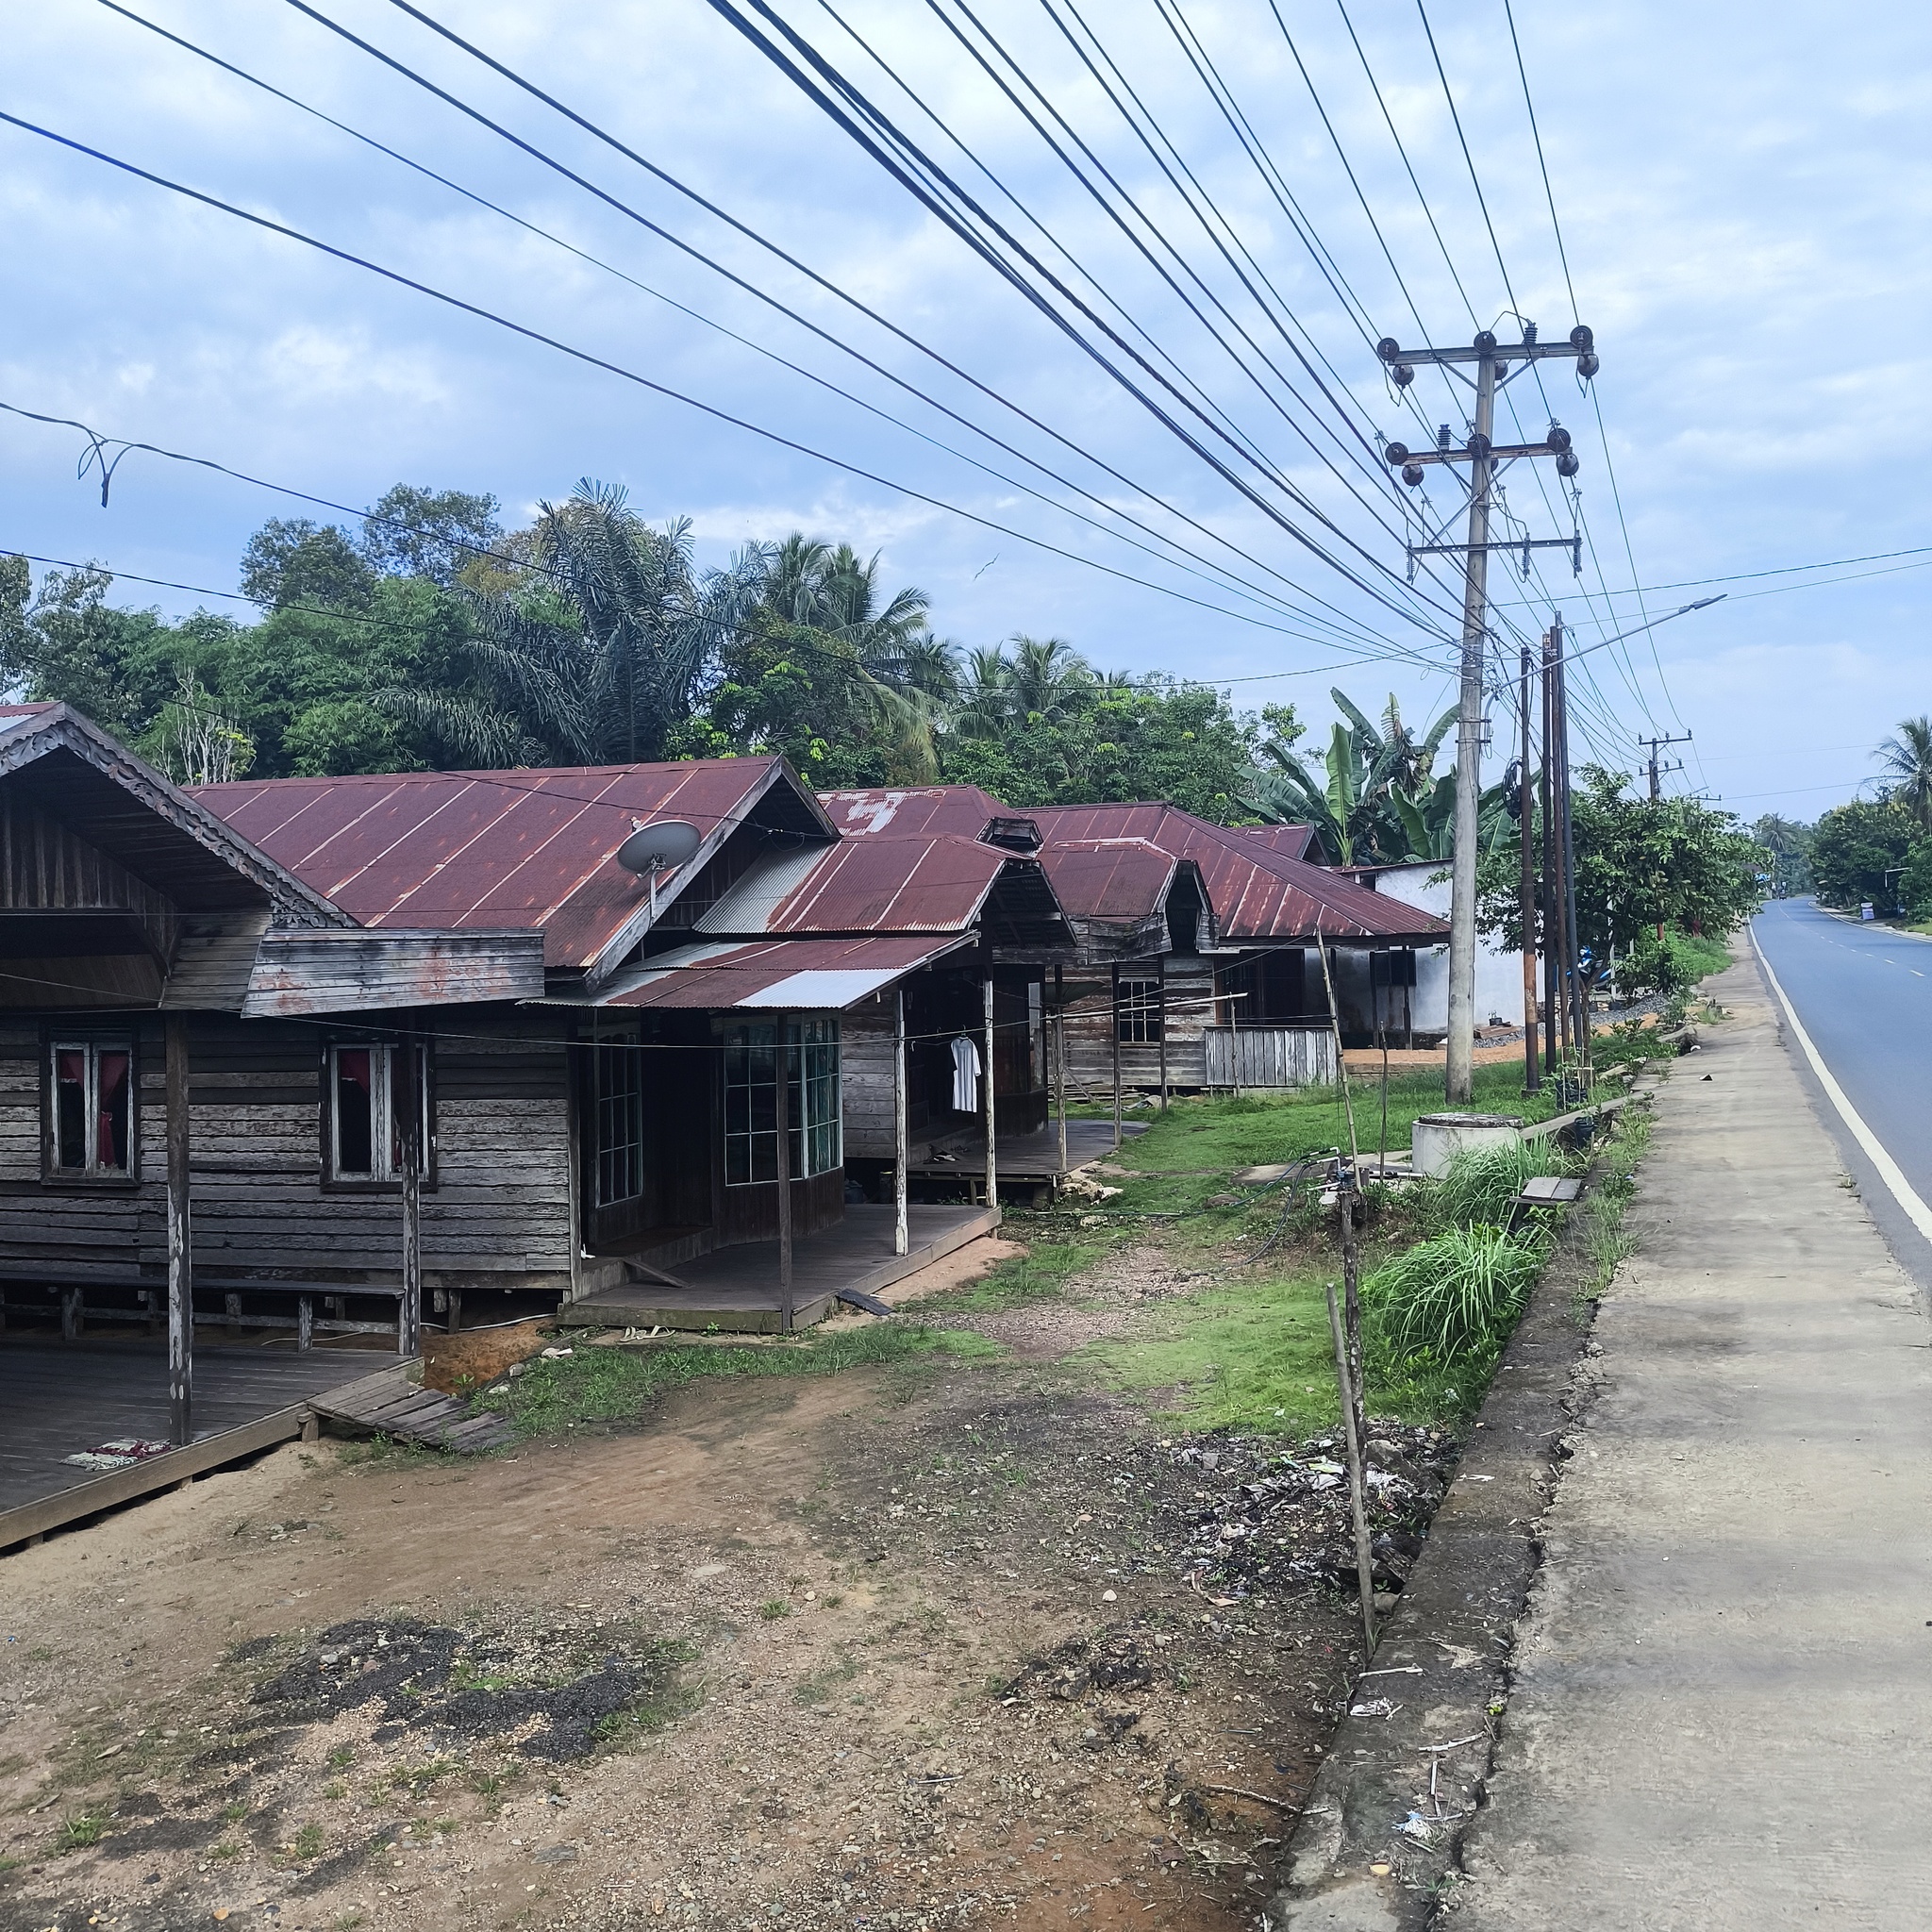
[
  {"left": 94, "top": 0, "right": 1357, "bottom": 635},
  {"left": 303, "top": 0, "right": 1444, "bottom": 649},
  {"left": 0, "top": 109, "right": 1452, "bottom": 671}
]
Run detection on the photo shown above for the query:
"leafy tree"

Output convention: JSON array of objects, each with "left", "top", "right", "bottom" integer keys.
[
  {"left": 1477, "top": 767, "right": 1764, "bottom": 954},
  {"left": 239, "top": 519, "right": 377, "bottom": 612},
  {"left": 1874, "top": 716, "right": 1932, "bottom": 831},
  {"left": 1811, "top": 799, "right": 1913, "bottom": 909},
  {"left": 359, "top": 485, "right": 504, "bottom": 586}
]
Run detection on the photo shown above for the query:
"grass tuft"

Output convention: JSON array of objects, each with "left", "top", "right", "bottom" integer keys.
[{"left": 1365, "top": 1225, "right": 1547, "bottom": 1363}]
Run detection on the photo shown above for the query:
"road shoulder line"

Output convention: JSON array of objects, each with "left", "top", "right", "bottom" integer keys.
[{"left": 1751, "top": 925, "right": 1932, "bottom": 1245}]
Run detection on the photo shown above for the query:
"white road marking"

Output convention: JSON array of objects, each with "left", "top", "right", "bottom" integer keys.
[{"left": 1755, "top": 931, "right": 1932, "bottom": 1248}]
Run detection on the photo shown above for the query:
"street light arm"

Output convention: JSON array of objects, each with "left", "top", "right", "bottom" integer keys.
[{"left": 1555, "top": 595, "right": 1726, "bottom": 665}]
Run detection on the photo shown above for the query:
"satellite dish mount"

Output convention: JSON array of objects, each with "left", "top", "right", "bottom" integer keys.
[{"left": 616, "top": 819, "right": 702, "bottom": 922}]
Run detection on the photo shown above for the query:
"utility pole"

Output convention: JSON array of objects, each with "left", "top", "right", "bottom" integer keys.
[
  {"left": 1640, "top": 732, "right": 1692, "bottom": 800},
  {"left": 1379, "top": 323, "right": 1598, "bottom": 1103},
  {"left": 1519, "top": 642, "right": 1541, "bottom": 1093}
]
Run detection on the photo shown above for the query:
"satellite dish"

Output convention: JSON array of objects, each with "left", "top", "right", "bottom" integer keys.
[{"left": 616, "top": 820, "right": 702, "bottom": 875}]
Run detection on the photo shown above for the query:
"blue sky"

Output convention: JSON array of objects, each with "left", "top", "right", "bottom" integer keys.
[{"left": 4, "top": 0, "right": 1926, "bottom": 819}]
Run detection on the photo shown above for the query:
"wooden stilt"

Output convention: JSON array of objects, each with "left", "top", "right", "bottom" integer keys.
[
  {"left": 1054, "top": 963, "right": 1068, "bottom": 1177},
  {"left": 165, "top": 1013, "right": 192, "bottom": 1447},
  {"left": 775, "top": 1020, "right": 793, "bottom": 1330},
  {"left": 1157, "top": 956, "right": 1169, "bottom": 1111},
  {"left": 396, "top": 1024, "right": 422, "bottom": 1358},
  {"left": 982, "top": 974, "right": 998, "bottom": 1211},
  {"left": 893, "top": 987, "right": 909, "bottom": 1257},
  {"left": 1110, "top": 964, "right": 1123, "bottom": 1151}
]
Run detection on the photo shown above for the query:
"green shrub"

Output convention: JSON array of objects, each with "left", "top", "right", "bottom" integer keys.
[{"left": 1365, "top": 1224, "right": 1545, "bottom": 1362}]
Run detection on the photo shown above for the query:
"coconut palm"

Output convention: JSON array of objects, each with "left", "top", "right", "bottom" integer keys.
[{"left": 1875, "top": 716, "right": 1932, "bottom": 829}]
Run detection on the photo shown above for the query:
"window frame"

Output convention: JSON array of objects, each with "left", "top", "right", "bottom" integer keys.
[
  {"left": 318, "top": 1038, "right": 436, "bottom": 1193},
  {"left": 1115, "top": 977, "right": 1164, "bottom": 1044},
  {"left": 593, "top": 1026, "right": 647, "bottom": 1208},
  {"left": 722, "top": 1017, "right": 842, "bottom": 1187},
  {"left": 42, "top": 1035, "right": 139, "bottom": 1188}
]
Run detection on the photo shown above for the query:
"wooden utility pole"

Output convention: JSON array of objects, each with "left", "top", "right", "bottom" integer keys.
[
  {"left": 165, "top": 1014, "right": 193, "bottom": 1447},
  {"left": 1053, "top": 963, "right": 1068, "bottom": 1177},
  {"left": 1554, "top": 619, "right": 1592, "bottom": 1089},
  {"left": 1376, "top": 323, "right": 1597, "bottom": 1103},
  {"left": 1520, "top": 642, "right": 1541, "bottom": 1092},
  {"left": 1109, "top": 965, "right": 1123, "bottom": 1151}
]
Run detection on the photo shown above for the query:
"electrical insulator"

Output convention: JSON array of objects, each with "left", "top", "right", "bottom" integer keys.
[
  {"left": 1466, "top": 432, "right": 1492, "bottom": 459},
  {"left": 1384, "top": 441, "right": 1410, "bottom": 466},
  {"left": 1437, "top": 425, "right": 1453, "bottom": 449},
  {"left": 1556, "top": 450, "right": 1581, "bottom": 477},
  {"left": 1474, "top": 329, "right": 1499, "bottom": 353},
  {"left": 1576, "top": 350, "right": 1600, "bottom": 380},
  {"left": 1402, "top": 463, "right": 1425, "bottom": 488},
  {"left": 1569, "top": 324, "right": 1594, "bottom": 352},
  {"left": 1546, "top": 425, "right": 1574, "bottom": 454},
  {"left": 1376, "top": 336, "right": 1404, "bottom": 362},
  {"left": 1391, "top": 362, "right": 1415, "bottom": 389}
]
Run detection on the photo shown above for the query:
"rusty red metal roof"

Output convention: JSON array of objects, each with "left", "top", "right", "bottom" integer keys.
[
  {"left": 696, "top": 834, "right": 1015, "bottom": 936},
  {"left": 1230, "top": 823, "right": 1323, "bottom": 862},
  {"left": 594, "top": 934, "right": 974, "bottom": 1010},
  {"left": 1025, "top": 804, "right": 1445, "bottom": 942},
  {"left": 1038, "top": 838, "right": 1180, "bottom": 924},
  {"left": 818, "top": 785, "right": 1016, "bottom": 842},
  {"left": 192, "top": 759, "right": 826, "bottom": 970}
]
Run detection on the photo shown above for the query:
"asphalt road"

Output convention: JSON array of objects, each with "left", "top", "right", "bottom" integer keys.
[{"left": 1750, "top": 895, "right": 1932, "bottom": 1289}]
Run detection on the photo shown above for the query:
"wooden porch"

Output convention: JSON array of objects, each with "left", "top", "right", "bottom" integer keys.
[
  {"left": 906, "top": 1117, "right": 1147, "bottom": 1186},
  {"left": 0, "top": 1337, "right": 381, "bottom": 1552},
  {"left": 557, "top": 1202, "right": 1000, "bottom": 1333}
]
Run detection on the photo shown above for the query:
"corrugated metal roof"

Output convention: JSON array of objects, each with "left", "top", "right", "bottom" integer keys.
[
  {"left": 818, "top": 785, "right": 1015, "bottom": 841},
  {"left": 699, "top": 834, "right": 1011, "bottom": 936},
  {"left": 192, "top": 759, "right": 826, "bottom": 971},
  {"left": 1038, "top": 839, "right": 1179, "bottom": 924},
  {"left": 1026, "top": 804, "right": 1445, "bottom": 942},
  {"left": 1230, "top": 824, "right": 1322, "bottom": 861},
  {"left": 591, "top": 934, "right": 975, "bottom": 1010}
]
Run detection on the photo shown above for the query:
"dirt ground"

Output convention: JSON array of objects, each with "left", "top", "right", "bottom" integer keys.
[{"left": 0, "top": 1240, "right": 1419, "bottom": 1932}]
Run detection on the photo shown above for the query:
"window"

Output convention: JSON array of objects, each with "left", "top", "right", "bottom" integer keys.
[
  {"left": 1116, "top": 978, "right": 1163, "bottom": 1044},
  {"left": 325, "top": 1043, "right": 430, "bottom": 1184},
  {"left": 595, "top": 1031, "right": 646, "bottom": 1207},
  {"left": 724, "top": 1018, "right": 841, "bottom": 1185},
  {"left": 50, "top": 1041, "right": 133, "bottom": 1178}
]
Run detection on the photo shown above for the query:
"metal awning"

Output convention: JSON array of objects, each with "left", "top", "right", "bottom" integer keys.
[{"left": 544, "top": 933, "right": 979, "bottom": 1012}]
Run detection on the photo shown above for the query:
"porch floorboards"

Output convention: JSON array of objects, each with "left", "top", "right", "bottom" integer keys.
[
  {"left": 558, "top": 1203, "right": 1000, "bottom": 1334},
  {"left": 907, "top": 1117, "right": 1146, "bottom": 1183},
  {"left": 0, "top": 1338, "right": 385, "bottom": 1551}
]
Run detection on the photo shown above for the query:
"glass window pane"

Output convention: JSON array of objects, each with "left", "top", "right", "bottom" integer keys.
[
  {"left": 54, "top": 1049, "right": 86, "bottom": 1170},
  {"left": 96, "top": 1052, "right": 130, "bottom": 1172},
  {"left": 335, "top": 1048, "right": 375, "bottom": 1174}
]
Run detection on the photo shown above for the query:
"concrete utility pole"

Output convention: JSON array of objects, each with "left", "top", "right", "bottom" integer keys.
[
  {"left": 1641, "top": 732, "right": 1692, "bottom": 800},
  {"left": 1378, "top": 322, "right": 1599, "bottom": 1102}
]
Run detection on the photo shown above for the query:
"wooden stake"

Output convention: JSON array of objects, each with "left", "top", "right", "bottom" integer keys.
[
  {"left": 893, "top": 988, "right": 908, "bottom": 1257},
  {"left": 165, "top": 1014, "right": 192, "bottom": 1446},
  {"left": 1157, "top": 955, "right": 1169, "bottom": 1110},
  {"left": 1054, "top": 963, "right": 1068, "bottom": 1177},
  {"left": 1110, "top": 964, "right": 1123, "bottom": 1151},
  {"left": 1316, "top": 933, "right": 1359, "bottom": 1171},
  {"left": 1325, "top": 1265, "right": 1377, "bottom": 1654}
]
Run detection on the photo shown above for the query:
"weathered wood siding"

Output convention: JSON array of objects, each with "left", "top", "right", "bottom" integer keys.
[
  {"left": 1063, "top": 958, "right": 1214, "bottom": 1092},
  {"left": 841, "top": 1002, "right": 899, "bottom": 1160},
  {"left": 1201, "top": 1025, "right": 1337, "bottom": 1089},
  {"left": 0, "top": 1010, "right": 576, "bottom": 1291}
]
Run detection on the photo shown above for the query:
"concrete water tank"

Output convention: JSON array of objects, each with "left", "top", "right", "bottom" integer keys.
[{"left": 1411, "top": 1112, "right": 1524, "bottom": 1178}]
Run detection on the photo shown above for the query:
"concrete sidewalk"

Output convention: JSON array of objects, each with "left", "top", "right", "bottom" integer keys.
[{"left": 1455, "top": 954, "right": 1932, "bottom": 1926}]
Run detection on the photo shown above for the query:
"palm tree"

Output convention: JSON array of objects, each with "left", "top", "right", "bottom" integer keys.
[
  {"left": 385, "top": 482, "right": 763, "bottom": 766},
  {"left": 1876, "top": 716, "right": 1932, "bottom": 829}
]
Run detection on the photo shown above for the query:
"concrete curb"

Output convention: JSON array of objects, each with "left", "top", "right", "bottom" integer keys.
[{"left": 1260, "top": 1111, "right": 1649, "bottom": 1929}]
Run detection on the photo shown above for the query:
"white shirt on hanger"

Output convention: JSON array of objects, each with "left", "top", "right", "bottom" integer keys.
[{"left": 951, "top": 1035, "right": 981, "bottom": 1114}]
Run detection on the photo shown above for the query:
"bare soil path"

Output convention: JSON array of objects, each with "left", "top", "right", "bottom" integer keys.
[{"left": 0, "top": 1274, "right": 1372, "bottom": 1932}]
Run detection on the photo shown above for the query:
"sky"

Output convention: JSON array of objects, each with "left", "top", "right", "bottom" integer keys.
[{"left": 4, "top": 0, "right": 1928, "bottom": 820}]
